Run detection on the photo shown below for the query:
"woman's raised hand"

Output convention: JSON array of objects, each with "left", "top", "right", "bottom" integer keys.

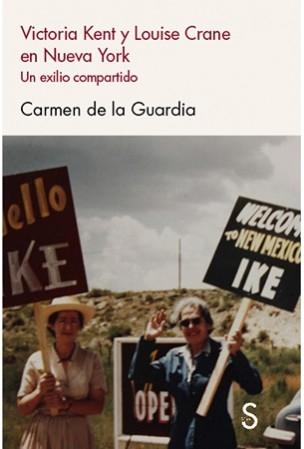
[{"left": 144, "top": 310, "right": 167, "bottom": 341}]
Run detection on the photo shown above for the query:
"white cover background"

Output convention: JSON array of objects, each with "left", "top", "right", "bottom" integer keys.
[{"left": 3, "top": 0, "right": 300, "bottom": 135}]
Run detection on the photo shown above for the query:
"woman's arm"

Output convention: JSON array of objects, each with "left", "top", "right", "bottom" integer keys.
[
  {"left": 128, "top": 336, "right": 169, "bottom": 387},
  {"left": 19, "top": 383, "right": 106, "bottom": 416},
  {"left": 63, "top": 388, "right": 106, "bottom": 415},
  {"left": 227, "top": 331, "right": 263, "bottom": 394},
  {"left": 17, "top": 372, "right": 56, "bottom": 416},
  {"left": 129, "top": 310, "right": 168, "bottom": 386},
  {"left": 17, "top": 388, "right": 43, "bottom": 416},
  {"left": 231, "top": 351, "right": 263, "bottom": 394}
]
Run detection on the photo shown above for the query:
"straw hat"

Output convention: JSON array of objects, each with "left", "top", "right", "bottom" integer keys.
[{"left": 43, "top": 296, "right": 95, "bottom": 325}]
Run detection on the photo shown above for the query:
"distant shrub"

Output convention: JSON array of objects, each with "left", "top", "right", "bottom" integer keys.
[
  {"left": 3, "top": 354, "right": 16, "bottom": 364},
  {"left": 12, "top": 317, "right": 25, "bottom": 327},
  {"left": 257, "top": 330, "right": 270, "bottom": 343},
  {"left": 211, "top": 299, "right": 220, "bottom": 309},
  {"left": 270, "top": 378, "right": 288, "bottom": 399},
  {"left": 107, "top": 323, "right": 132, "bottom": 342},
  {"left": 114, "top": 292, "right": 132, "bottom": 299},
  {"left": 87, "top": 288, "right": 112, "bottom": 298},
  {"left": 21, "top": 306, "right": 34, "bottom": 319},
  {"left": 220, "top": 314, "right": 233, "bottom": 333},
  {"left": 279, "top": 347, "right": 300, "bottom": 364},
  {"left": 244, "top": 345, "right": 300, "bottom": 376},
  {"left": 242, "top": 323, "right": 248, "bottom": 333},
  {"left": 168, "top": 294, "right": 178, "bottom": 301},
  {"left": 217, "top": 298, "right": 233, "bottom": 313}
]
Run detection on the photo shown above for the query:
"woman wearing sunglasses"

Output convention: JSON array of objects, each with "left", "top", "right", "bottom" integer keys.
[{"left": 129, "top": 296, "right": 262, "bottom": 449}]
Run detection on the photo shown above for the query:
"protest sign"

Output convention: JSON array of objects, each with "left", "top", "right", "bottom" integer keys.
[
  {"left": 3, "top": 166, "right": 88, "bottom": 307},
  {"left": 204, "top": 196, "right": 300, "bottom": 312},
  {"left": 197, "top": 196, "right": 300, "bottom": 417}
]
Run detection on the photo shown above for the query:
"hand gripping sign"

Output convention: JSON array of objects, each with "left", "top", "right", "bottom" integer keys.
[
  {"left": 197, "top": 196, "right": 300, "bottom": 416},
  {"left": 3, "top": 167, "right": 88, "bottom": 414}
]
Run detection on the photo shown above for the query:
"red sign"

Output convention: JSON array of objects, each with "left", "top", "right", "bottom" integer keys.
[{"left": 3, "top": 167, "right": 88, "bottom": 307}]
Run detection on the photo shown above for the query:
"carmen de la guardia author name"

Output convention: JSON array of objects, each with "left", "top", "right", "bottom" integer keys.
[{"left": 20, "top": 100, "right": 196, "bottom": 117}]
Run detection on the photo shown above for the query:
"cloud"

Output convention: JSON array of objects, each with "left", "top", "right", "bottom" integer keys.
[
  {"left": 79, "top": 209, "right": 239, "bottom": 291},
  {"left": 79, "top": 215, "right": 182, "bottom": 290},
  {"left": 3, "top": 136, "right": 279, "bottom": 220},
  {"left": 3, "top": 136, "right": 300, "bottom": 291}
]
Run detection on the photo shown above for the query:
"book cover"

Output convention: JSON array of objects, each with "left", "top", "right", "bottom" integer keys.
[{"left": 3, "top": 2, "right": 300, "bottom": 449}]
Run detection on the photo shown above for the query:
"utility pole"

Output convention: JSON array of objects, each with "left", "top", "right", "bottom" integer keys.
[{"left": 178, "top": 238, "right": 182, "bottom": 290}]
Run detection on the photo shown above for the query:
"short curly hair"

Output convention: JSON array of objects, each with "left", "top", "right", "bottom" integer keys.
[{"left": 171, "top": 296, "right": 214, "bottom": 333}]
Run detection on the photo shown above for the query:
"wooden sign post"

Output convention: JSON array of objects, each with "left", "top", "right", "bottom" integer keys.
[
  {"left": 196, "top": 297, "right": 252, "bottom": 416},
  {"left": 3, "top": 167, "right": 89, "bottom": 416},
  {"left": 199, "top": 197, "right": 300, "bottom": 417},
  {"left": 34, "top": 303, "right": 57, "bottom": 416}
]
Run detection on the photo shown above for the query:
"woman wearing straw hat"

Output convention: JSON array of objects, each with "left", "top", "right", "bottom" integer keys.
[{"left": 17, "top": 296, "right": 107, "bottom": 449}]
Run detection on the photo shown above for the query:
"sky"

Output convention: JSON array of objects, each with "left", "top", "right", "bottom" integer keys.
[{"left": 3, "top": 136, "right": 300, "bottom": 292}]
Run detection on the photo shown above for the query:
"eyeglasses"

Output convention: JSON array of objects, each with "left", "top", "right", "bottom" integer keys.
[
  {"left": 57, "top": 318, "right": 80, "bottom": 326},
  {"left": 179, "top": 317, "right": 202, "bottom": 328}
]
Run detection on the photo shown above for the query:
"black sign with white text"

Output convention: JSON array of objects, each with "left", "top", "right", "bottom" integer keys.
[
  {"left": 122, "top": 340, "right": 180, "bottom": 437},
  {"left": 204, "top": 197, "right": 300, "bottom": 311}
]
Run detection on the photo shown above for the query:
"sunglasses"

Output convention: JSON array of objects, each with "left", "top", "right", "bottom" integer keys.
[{"left": 179, "top": 317, "right": 202, "bottom": 328}]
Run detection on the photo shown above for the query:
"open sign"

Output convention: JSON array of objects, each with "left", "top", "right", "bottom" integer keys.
[{"left": 113, "top": 337, "right": 233, "bottom": 448}]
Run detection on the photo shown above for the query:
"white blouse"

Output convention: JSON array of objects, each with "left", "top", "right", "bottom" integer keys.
[{"left": 18, "top": 344, "right": 107, "bottom": 409}]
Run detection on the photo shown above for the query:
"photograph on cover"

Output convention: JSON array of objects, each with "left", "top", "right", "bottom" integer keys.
[{"left": 3, "top": 136, "right": 300, "bottom": 449}]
